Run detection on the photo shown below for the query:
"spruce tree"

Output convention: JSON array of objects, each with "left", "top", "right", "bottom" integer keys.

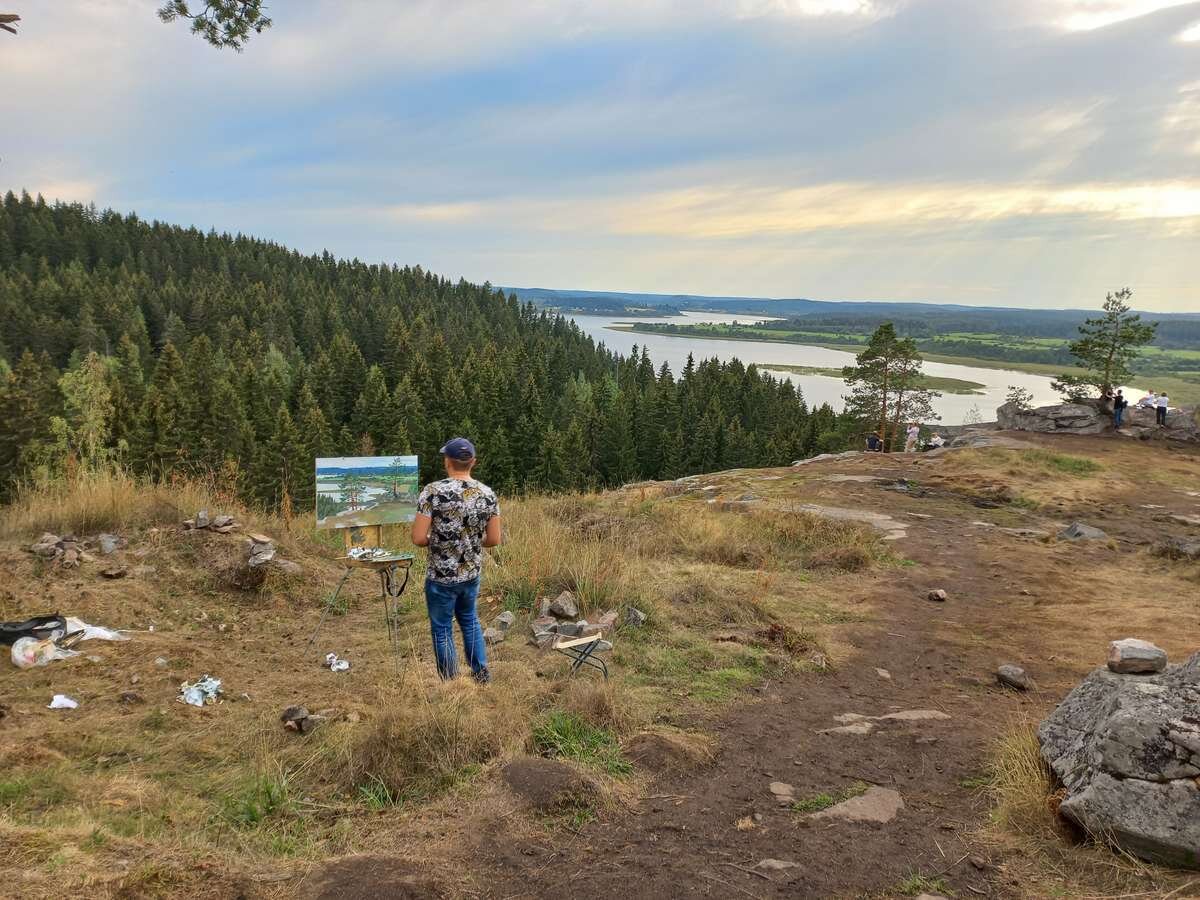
[{"left": 1052, "top": 288, "right": 1157, "bottom": 400}]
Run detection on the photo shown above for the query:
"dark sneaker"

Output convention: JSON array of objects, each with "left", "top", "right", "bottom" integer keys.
[{"left": 472, "top": 667, "right": 491, "bottom": 685}]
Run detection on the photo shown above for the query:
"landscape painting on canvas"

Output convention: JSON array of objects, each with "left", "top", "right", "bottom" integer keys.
[{"left": 314, "top": 456, "right": 420, "bottom": 530}]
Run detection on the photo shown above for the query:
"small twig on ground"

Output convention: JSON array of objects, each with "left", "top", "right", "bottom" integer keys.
[{"left": 723, "top": 863, "right": 772, "bottom": 882}]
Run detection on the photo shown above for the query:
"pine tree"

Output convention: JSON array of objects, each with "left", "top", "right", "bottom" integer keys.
[
  {"left": 842, "top": 323, "right": 939, "bottom": 451},
  {"left": 1052, "top": 288, "right": 1157, "bottom": 400}
]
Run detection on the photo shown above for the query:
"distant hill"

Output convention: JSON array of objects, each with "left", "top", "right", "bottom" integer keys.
[{"left": 505, "top": 287, "right": 1200, "bottom": 348}]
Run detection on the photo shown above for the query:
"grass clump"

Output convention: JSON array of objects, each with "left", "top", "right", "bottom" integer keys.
[
  {"left": 219, "top": 773, "right": 292, "bottom": 828},
  {"left": 343, "top": 687, "right": 503, "bottom": 805},
  {"left": 1021, "top": 449, "right": 1102, "bottom": 477},
  {"left": 532, "top": 710, "right": 632, "bottom": 776},
  {"left": 896, "top": 873, "right": 953, "bottom": 896},
  {"left": 985, "top": 723, "right": 1058, "bottom": 834},
  {"left": 791, "top": 781, "right": 868, "bottom": 814}
]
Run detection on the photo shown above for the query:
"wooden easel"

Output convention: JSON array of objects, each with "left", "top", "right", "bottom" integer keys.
[{"left": 305, "top": 524, "right": 415, "bottom": 665}]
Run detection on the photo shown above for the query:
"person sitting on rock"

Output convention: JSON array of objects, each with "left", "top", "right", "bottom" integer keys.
[
  {"left": 1156, "top": 391, "right": 1169, "bottom": 426},
  {"left": 927, "top": 433, "right": 946, "bottom": 449},
  {"left": 866, "top": 431, "right": 882, "bottom": 452},
  {"left": 1138, "top": 390, "right": 1157, "bottom": 409}
]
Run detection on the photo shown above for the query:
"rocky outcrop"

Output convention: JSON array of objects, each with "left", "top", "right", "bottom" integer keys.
[
  {"left": 997, "top": 401, "right": 1108, "bottom": 435},
  {"left": 1038, "top": 650, "right": 1200, "bottom": 869},
  {"left": 997, "top": 401, "right": 1200, "bottom": 442}
]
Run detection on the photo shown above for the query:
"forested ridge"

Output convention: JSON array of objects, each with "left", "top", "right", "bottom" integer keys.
[{"left": 0, "top": 192, "right": 848, "bottom": 508}]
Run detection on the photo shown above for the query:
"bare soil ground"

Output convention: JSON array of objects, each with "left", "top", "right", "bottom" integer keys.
[
  {"left": 464, "top": 434, "right": 1200, "bottom": 900},
  {"left": 2, "top": 433, "right": 1199, "bottom": 899}
]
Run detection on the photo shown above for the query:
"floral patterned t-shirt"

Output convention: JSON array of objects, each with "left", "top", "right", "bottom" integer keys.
[{"left": 416, "top": 478, "right": 500, "bottom": 584}]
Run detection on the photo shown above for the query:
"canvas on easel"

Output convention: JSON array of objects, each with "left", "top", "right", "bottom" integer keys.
[{"left": 315, "top": 455, "right": 419, "bottom": 532}]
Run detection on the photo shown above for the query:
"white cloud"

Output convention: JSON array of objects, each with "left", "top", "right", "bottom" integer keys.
[{"left": 1053, "top": 0, "right": 1198, "bottom": 31}]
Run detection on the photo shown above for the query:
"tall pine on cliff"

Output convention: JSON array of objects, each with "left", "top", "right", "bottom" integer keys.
[{"left": 0, "top": 192, "right": 851, "bottom": 506}]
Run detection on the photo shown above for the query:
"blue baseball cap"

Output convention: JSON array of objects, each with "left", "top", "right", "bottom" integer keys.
[{"left": 439, "top": 437, "right": 476, "bottom": 461}]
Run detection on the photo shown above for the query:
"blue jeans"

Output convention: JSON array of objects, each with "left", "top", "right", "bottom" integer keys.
[
  {"left": 425, "top": 577, "right": 487, "bottom": 679},
  {"left": 1114, "top": 408, "right": 1124, "bottom": 428}
]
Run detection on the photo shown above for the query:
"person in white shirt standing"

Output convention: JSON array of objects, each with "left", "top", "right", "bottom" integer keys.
[
  {"left": 905, "top": 422, "right": 920, "bottom": 452},
  {"left": 1156, "top": 392, "right": 1170, "bottom": 426}
]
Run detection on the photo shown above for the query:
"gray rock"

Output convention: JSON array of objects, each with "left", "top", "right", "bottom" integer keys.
[
  {"left": 97, "top": 533, "right": 122, "bottom": 555},
  {"left": 247, "top": 540, "right": 276, "bottom": 568},
  {"left": 1038, "top": 651, "right": 1200, "bottom": 869},
  {"left": 556, "top": 621, "right": 583, "bottom": 638},
  {"left": 211, "top": 514, "right": 235, "bottom": 528},
  {"left": 538, "top": 598, "right": 552, "bottom": 618},
  {"left": 626, "top": 607, "right": 648, "bottom": 627},
  {"left": 1059, "top": 522, "right": 1107, "bottom": 541},
  {"left": 1108, "top": 638, "right": 1167, "bottom": 674},
  {"left": 809, "top": 787, "right": 905, "bottom": 824},
  {"left": 549, "top": 591, "right": 578, "bottom": 619},
  {"left": 927, "top": 589, "right": 948, "bottom": 602},
  {"left": 271, "top": 558, "right": 302, "bottom": 577},
  {"left": 30, "top": 534, "right": 61, "bottom": 558},
  {"left": 154, "top": 657, "right": 169, "bottom": 669},
  {"left": 494, "top": 610, "right": 516, "bottom": 631},
  {"left": 997, "top": 664, "right": 1033, "bottom": 691},
  {"left": 483, "top": 627, "right": 504, "bottom": 645},
  {"left": 756, "top": 859, "right": 798, "bottom": 871},
  {"left": 195, "top": 509, "right": 210, "bottom": 529},
  {"left": 997, "top": 400, "right": 1109, "bottom": 435},
  {"left": 1153, "top": 538, "right": 1200, "bottom": 561},
  {"left": 769, "top": 781, "right": 795, "bottom": 803}
]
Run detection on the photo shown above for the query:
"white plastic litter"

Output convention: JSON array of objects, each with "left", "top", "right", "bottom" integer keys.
[
  {"left": 178, "top": 675, "right": 222, "bottom": 707},
  {"left": 12, "top": 637, "right": 80, "bottom": 669},
  {"left": 63, "top": 616, "right": 129, "bottom": 642},
  {"left": 47, "top": 694, "right": 78, "bottom": 709},
  {"left": 325, "top": 652, "right": 350, "bottom": 672}
]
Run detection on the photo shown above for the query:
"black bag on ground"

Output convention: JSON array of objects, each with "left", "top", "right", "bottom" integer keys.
[{"left": 0, "top": 614, "right": 67, "bottom": 645}]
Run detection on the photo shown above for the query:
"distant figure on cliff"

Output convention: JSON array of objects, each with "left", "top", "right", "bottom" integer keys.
[
  {"left": 1138, "top": 390, "right": 1157, "bottom": 409},
  {"left": 927, "top": 433, "right": 946, "bottom": 449},
  {"left": 411, "top": 437, "right": 502, "bottom": 684},
  {"left": 1156, "top": 392, "right": 1170, "bottom": 426},
  {"left": 905, "top": 422, "right": 920, "bottom": 452},
  {"left": 1112, "top": 390, "right": 1127, "bottom": 429},
  {"left": 866, "top": 431, "right": 882, "bottom": 452}
]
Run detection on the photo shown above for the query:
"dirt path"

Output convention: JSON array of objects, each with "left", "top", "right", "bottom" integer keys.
[{"left": 466, "top": 439, "right": 1200, "bottom": 900}]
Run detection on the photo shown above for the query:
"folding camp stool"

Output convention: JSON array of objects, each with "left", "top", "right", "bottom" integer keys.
[{"left": 553, "top": 632, "right": 610, "bottom": 679}]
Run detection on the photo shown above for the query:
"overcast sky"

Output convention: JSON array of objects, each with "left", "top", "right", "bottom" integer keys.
[{"left": 5, "top": 0, "right": 1200, "bottom": 311}]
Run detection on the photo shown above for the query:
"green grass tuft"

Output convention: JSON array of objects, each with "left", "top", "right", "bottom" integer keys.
[
  {"left": 532, "top": 710, "right": 632, "bottom": 776},
  {"left": 791, "top": 781, "right": 869, "bottom": 813}
]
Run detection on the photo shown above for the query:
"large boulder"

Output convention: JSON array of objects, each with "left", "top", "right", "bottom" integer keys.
[
  {"left": 1038, "top": 651, "right": 1200, "bottom": 869},
  {"left": 1120, "top": 404, "right": 1200, "bottom": 442}
]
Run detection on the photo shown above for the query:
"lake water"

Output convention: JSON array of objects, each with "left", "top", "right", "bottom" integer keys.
[{"left": 566, "top": 310, "right": 1067, "bottom": 426}]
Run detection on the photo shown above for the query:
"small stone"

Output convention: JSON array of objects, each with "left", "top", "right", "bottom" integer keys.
[
  {"left": 557, "top": 621, "right": 583, "bottom": 638},
  {"left": 528, "top": 631, "right": 558, "bottom": 649},
  {"left": 211, "top": 515, "right": 235, "bottom": 528},
  {"left": 769, "top": 781, "right": 795, "bottom": 803},
  {"left": 597, "top": 610, "right": 618, "bottom": 630},
  {"left": 61, "top": 548, "right": 80, "bottom": 567},
  {"left": 874, "top": 667, "right": 891, "bottom": 681},
  {"left": 1107, "top": 638, "right": 1167, "bottom": 674},
  {"left": 969, "top": 856, "right": 987, "bottom": 870},
  {"left": 756, "top": 859, "right": 797, "bottom": 871},
  {"left": 101, "top": 565, "right": 128, "bottom": 579},
  {"left": 531, "top": 616, "right": 558, "bottom": 633},
  {"left": 195, "top": 510, "right": 210, "bottom": 529},
  {"left": 927, "top": 589, "right": 947, "bottom": 602},
  {"left": 549, "top": 591, "right": 578, "bottom": 618},
  {"left": 1058, "top": 521, "right": 1107, "bottom": 541},
  {"left": 996, "top": 663, "right": 1034, "bottom": 691},
  {"left": 494, "top": 611, "right": 516, "bottom": 631},
  {"left": 271, "top": 558, "right": 302, "bottom": 576},
  {"left": 97, "top": 533, "right": 122, "bottom": 555},
  {"left": 154, "top": 657, "right": 169, "bottom": 669},
  {"left": 809, "top": 786, "right": 904, "bottom": 824},
  {"left": 130, "top": 674, "right": 140, "bottom": 684},
  {"left": 626, "top": 607, "right": 648, "bottom": 627},
  {"left": 483, "top": 627, "right": 505, "bottom": 645}
]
